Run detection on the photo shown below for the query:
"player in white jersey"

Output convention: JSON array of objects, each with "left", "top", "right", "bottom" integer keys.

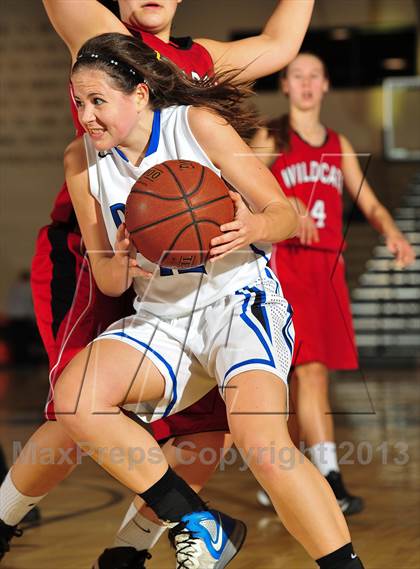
[
  {"left": 84, "top": 105, "right": 273, "bottom": 317},
  {"left": 82, "top": 104, "right": 291, "bottom": 422},
  {"left": 48, "top": 33, "right": 364, "bottom": 569}
]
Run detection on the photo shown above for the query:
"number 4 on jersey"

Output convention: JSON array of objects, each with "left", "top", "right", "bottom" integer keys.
[{"left": 310, "top": 199, "right": 327, "bottom": 228}]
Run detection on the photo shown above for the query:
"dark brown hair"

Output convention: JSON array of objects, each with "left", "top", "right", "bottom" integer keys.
[
  {"left": 267, "top": 52, "right": 329, "bottom": 153},
  {"left": 72, "top": 33, "right": 259, "bottom": 141}
]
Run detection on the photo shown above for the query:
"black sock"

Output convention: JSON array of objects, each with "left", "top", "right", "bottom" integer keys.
[
  {"left": 0, "top": 445, "right": 8, "bottom": 482},
  {"left": 139, "top": 467, "right": 206, "bottom": 523},
  {"left": 317, "top": 543, "right": 364, "bottom": 569}
]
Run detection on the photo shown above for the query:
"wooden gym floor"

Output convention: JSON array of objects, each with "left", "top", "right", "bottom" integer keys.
[{"left": 0, "top": 365, "right": 419, "bottom": 568}]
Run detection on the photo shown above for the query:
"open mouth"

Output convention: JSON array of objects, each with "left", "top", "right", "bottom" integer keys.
[
  {"left": 142, "top": 2, "right": 162, "bottom": 8},
  {"left": 88, "top": 128, "right": 106, "bottom": 139}
]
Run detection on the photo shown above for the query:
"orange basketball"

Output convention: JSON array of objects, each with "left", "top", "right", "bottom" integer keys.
[{"left": 125, "top": 160, "right": 234, "bottom": 269}]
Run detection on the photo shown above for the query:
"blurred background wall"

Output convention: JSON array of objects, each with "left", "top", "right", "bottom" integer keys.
[{"left": 0, "top": 0, "right": 419, "bottom": 306}]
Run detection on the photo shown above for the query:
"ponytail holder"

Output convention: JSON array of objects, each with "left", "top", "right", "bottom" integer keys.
[{"left": 155, "top": 50, "right": 161, "bottom": 61}]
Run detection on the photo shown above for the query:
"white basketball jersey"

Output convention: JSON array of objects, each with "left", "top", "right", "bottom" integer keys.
[{"left": 84, "top": 105, "right": 272, "bottom": 317}]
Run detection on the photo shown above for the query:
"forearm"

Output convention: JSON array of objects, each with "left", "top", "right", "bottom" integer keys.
[
  {"left": 90, "top": 255, "right": 132, "bottom": 297},
  {"left": 365, "top": 203, "right": 403, "bottom": 239},
  {"left": 263, "top": 0, "right": 315, "bottom": 51},
  {"left": 288, "top": 196, "right": 307, "bottom": 215},
  {"left": 257, "top": 202, "right": 298, "bottom": 243}
]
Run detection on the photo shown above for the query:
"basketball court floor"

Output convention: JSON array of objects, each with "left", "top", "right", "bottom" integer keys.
[{"left": 0, "top": 364, "right": 419, "bottom": 568}]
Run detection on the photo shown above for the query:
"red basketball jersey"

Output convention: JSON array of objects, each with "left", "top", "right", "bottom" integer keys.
[
  {"left": 271, "top": 128, "right": 344, "bottom": 252},
  {"left": 52, "top": 27, "right": 214, "bottom": 224}
]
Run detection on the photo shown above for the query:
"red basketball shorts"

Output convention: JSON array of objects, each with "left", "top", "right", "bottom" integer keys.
[
  {"left": 31, "top": 222, "right": 229, "bottom": 435},
  {"left": 270, "top": 245, "right": 358, "bottom": 370}
]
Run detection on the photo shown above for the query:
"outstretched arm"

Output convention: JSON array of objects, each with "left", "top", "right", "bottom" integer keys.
[
  {"left": 188, "top": 108, "right": 298, "bottom": 260},
  {"left": 195, "top": 0, "right": 314, "bottom": 81},
  {"left": 42, "top": 0, "right": 129, "bottom": 62},
  {"left": 340, "top": 135, "right": 416, "bottom": 268}
]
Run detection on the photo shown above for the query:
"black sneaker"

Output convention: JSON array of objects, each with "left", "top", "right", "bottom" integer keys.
[
  {"left": 0, "top": 519, "right": 23, "bottom": 560},
  {"left": 325, "top": 471, "right": 364, "bottom": 516},
  {"left": 93, "top": 547, "right": 151, "bottom": 569},
  {"left": 21, "top": 505, "right": 41, "bottom": 526}
]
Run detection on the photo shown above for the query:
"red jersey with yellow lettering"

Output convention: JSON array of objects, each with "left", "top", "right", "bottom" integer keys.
[
  {"left": 52, "top": 28, "right": 213, "bottom": 224},
  {"left": 271, "top": 128, "right": 344, "bottom": 252}
]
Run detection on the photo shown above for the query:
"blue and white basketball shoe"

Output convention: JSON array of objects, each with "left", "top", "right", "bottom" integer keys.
[{"left": 168, "top": 509, "right": 247, "bottom": 568}]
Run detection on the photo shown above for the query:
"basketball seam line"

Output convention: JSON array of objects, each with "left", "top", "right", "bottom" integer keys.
[
  {"left": 159, "top": 218, "right": 222, "bottom": 267},
  {"left": 128, "top": 194, "right": 232, "bottom": 233},
  {"left": 163, "top": 162, "right": 206, "bottom": 265},
  {"left": 131, "top": 162, "right": 207, "bottom": 201}
]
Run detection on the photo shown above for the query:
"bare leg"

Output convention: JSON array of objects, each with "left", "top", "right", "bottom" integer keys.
[
  {"left": 11, "top": 422, "right": 78, "bottom": 497},
  {"left": 54, "top": 339, "right": 169, "bottom": 492},
  {"left": 226, "top": 371, "right": 350, "bottom": 560},
  {"left": 293, "top": 362, "right": 334, "bottom": 446}
]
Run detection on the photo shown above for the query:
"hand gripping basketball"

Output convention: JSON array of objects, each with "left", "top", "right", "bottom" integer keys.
[
  {"left": 125, "top": 160, "right": 234, "bottom": 269},
  {"left": 114, "top": 223, "right": 152, "bottom": 280}
]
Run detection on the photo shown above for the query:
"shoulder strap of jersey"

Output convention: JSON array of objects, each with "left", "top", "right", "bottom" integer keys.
[
  {"left": 325, "top": 128, "right": 342, "bottom": 151},
  {"left": 125, "top": 24, "right": 194, "bottom": 50}
]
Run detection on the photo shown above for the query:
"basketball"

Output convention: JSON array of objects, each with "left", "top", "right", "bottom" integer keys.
[{"left": 125, "top": 160, "right": 234, "bottom": 269}]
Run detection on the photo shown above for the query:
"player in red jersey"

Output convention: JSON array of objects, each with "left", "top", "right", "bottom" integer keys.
[
  {"left": 0, "top": 2, "right": 316, "bottom": 566},
  {"left": 252, "top": 52, "right": 415, "bottom": 515}
]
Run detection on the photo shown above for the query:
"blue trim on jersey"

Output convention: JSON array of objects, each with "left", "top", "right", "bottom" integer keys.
[
  {"left": 100, "top": 330, "right": 177, "bottom": 418},
  {"left": 223, "top": 289, "right": 276, "bottom": 386},
  {"left": 159, "top": 267, "right": 173, "bottom": 277},
  {"left": 145, "top": 109, "right": 161, "bottom": 157},
  {"left": 159, "top": 265, "right": 207, "bottom": 276},
  {"left": 250, "top": 243, "right": 269, "bottom": 262},
  {"left": 112, "top": 110, "right": 159, "bottom": 162},
  {"left": 178, "top": 265, "right": 207, "bottom": 274},
  {"left": 264, "top": 266, "right": 280, "bottom": 294},
  {"left": 114, "top": 146, "right": 129, "bottom": 162},
  {"left": 281, "top": 304, "right": 294, "bottom": 356},
  {"left": 247, "top": 285, "right": 272, "bottom": 343},
  {"left": 110, "top": 203, "right": 126, "bottom": 228}
]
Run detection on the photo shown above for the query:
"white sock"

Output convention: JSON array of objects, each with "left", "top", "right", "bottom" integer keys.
[
  {"left": 0, "top": 471, "right": 46, "bottom": 526},
  {"left": 113, "top": 502, "right": 167, "bottom": 551},
  {"left": 308, "top": 442, "right": 339, "bottom": 477}
]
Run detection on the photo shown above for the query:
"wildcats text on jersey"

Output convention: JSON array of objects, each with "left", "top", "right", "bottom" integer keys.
[
  {"left": 280, "top": 159, "right": 343, "bottom": 194},
  {"left": 270, "top": 128, "right": 345, "bottom": 252}
]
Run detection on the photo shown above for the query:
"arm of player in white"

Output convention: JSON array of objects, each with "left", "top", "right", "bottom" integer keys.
[
  {"left": 195, "top": 0, "right": 315, "bottom": 81},
  {"left": 188, "top": 107, "right": 298, "bottom": 261},
  {"left": 64, "top": 138, "right": 152, "bottom": 297},
  {"left": 251, "top": 126, "right": 319, "bottom": 247}
]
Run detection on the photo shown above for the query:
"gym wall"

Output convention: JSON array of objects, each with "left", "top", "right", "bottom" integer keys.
[{"left": 0, "top": 0, "right": 418, "bottom": 307}]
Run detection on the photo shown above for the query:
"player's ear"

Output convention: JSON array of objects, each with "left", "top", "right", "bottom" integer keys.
[
  {"left": 323, "top": 78, "right": 330, "bottom": 94},
  {"left": 135, "top": 83, "right": 149, "bottom": 111}
]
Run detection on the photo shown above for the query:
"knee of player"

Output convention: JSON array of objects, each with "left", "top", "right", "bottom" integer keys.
[
  {"left": 54, "top": 374, "right": 96, "bottom": 428},
  {"left": 295, "top": 363, "right": 329, "bottom": 389},
  {"left": 232, "top": 433, "right": 273, "bottom": 466}
]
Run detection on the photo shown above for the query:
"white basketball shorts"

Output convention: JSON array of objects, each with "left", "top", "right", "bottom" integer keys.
[{"left": 96, "top": 271, "right": 294, "bottom": 422}]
